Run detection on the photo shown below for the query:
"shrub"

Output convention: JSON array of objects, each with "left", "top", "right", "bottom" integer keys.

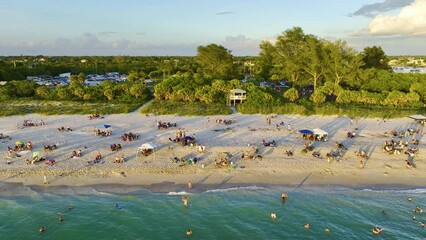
[{"left": 283, "top": 87, "right": 299, "bottom": 102}]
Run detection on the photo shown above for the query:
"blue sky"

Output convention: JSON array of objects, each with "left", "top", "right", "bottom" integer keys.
[{"left": 0, "top": 0, "right": 424, "bottom": 56}]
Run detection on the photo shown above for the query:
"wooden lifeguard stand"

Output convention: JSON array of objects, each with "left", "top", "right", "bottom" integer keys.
[{"left": 228, "top": 89, "right": 247, "bottom": 106}]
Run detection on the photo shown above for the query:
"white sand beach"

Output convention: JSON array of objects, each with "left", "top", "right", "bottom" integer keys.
[{"left": 0, "top": 111, "right": 424, "bottom": 191}]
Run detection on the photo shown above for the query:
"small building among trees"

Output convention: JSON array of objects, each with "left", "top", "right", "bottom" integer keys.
[{"left": 228, "top": 89, "right": 246, "bottom": 106}]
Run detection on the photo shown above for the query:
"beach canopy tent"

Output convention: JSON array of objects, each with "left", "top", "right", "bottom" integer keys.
[
  {"left": 313, "top": 128, "right": 329, "bottom": 142},
  {"left": 298, "top": 129, "right": 314, "bottom": 135},
  {"left": 97, "top": 124, "right": 111, "bottom": 129},
  {"left": 408, "top": 115, "right": 426, "bottom": 126},
  {"left": 32, "top": 151, "right": 42, "bottom": 158},
  {"left": 137, "top": 143, "right": 157, "bottom": 158},
  {"left": 183, "top": 136, "right": 195, "bottom": 141}
]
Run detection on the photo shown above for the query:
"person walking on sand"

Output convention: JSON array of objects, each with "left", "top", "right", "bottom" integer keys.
[
  {"left": 358, "top": 159, "right": 364, "bottom": 169},
  {"left": 43, "top": 175, "right": 48, "bottom": 184}
]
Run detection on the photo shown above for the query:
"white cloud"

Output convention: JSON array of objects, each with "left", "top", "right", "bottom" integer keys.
[
  {"left": 222, "top": 35, "right": 261, "bottom": 56},
  {"left": 368, "top": 0, "right": 426, "bottom": 35},
  {"left": 343, "top": 35, "right": 426, "bottom": 55},
  {"left": 0, "top": 33, "right": 198, "bottom": 56},
  {"left": 98, "top": 31, "right": 118, "bottom": 37}
]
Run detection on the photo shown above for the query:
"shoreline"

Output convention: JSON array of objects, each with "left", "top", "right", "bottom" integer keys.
[
  {"left": 2, "top": 180, "right": 426, "bottom": 198},
  {"left": 2, "top": 170, "right": 426, "bottom": 196}
]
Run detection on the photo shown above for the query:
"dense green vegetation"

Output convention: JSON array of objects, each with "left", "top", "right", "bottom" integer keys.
[
  {"left": 0, "top": 100, "right": 141, "bottom": 116},
  {"left": 0, "top": 80, "right": 152, "bottom": 115},
  {"left": 1, "top": 26, "right": 425, "bottom": 117}
]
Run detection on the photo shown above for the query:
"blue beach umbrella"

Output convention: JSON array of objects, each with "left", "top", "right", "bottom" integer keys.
[{"left": 298, "top": 129, "right": 314, "bottom": 134}]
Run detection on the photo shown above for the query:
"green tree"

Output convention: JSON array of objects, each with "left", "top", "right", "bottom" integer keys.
[
  {"left": 129, "top": 83, "right": 146, "bottom": 98},
  {"left": 127, "top": 70, "right": 146, "bottom": 83},
  {"left": 410, "top": 82, "right": 426, "bottom": 102},
  {"left": 273, "top": 27, "right": 306, "bottom": 85},
  {"left": 361, "top": 46, "right": 391, "bottom": 70},
  {"left": 56, "top": 86, "right": 73, "bottom": 100},
  {"left": 310, "top": 90, "right": 326, "bottom": 104},
  {"left": 299, "top": 36, "right": 327, "bottom": 91},
  {"left": 283, "top": 87, "right": 299, "bottom": 102},
  {"left": 256, "top": 41, "right": 275, "bottom": 80},
  {"left": 70, "top": 73, "right": 85, "bottom": 85},
  {"left": 196, "top": 44, "right": 234, "bottom": 80},
  {"left": 35, "top": 86, "right": 50, "bottom": 99},
  {"left": 325, "top": 40, "right": 363, "bottom": 90},
  {"left": 103, "top": 88, "right": 115, "bottom": 101}
]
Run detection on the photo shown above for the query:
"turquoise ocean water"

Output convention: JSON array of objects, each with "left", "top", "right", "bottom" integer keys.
[{"left": 0, "top": 185, "right": 425, "bottom": 240}]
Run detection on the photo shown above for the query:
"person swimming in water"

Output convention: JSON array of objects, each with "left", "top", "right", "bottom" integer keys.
[
  {"left": 58, "top": 213, "right": 64, "bottom": 222},
  {"left": 39, "top": 227, "right": 45, "bottom": 232},
  {"left": 115, "top": 204, "right": 123, "bottom": 209},
  {"left": 407, "top": 197, "right": 413, "bottom": 202},
  {"left": 420, "top": 221, "right": 425, "bottom": 228},
  {"left": 67, "top": 205, "right": 74, "bottom": 210},
  {"left": 372, "top": 227, "right": 383, "bottom": 235},
  {"left": 182, "top": 196, "right": 189, "bottom": 207},
  {"left": 186, "top": 229, "right": 192, "bottom": 236},
  {"left": 304, "top": 224, "right": 310, "bottom": 230},
  {"left": 270, "top": 212, "right": 277, "bottom": 220},
  {"left": 414, "top": 206, "right": 423, "bottom": 213},
  {"left": 281, "top": 192, "right": 288, "bottom": 202}
]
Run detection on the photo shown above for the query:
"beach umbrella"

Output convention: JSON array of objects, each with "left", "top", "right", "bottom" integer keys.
[
  {"left": 298, "top": 129, "right": 314, "bottom": 134},
  {"left": 32, "top": 151, "right": 41, "bottom": 158},
  {"left": 15, "top": 140, "right": 24, "bottom": 146},
  {"left": 103, "top": 124, "right": 111, "bottom": 129}
]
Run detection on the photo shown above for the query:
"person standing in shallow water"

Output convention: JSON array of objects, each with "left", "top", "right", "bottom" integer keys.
[{"left": 182, "top": 196, "right": 189, "bottom": 207}]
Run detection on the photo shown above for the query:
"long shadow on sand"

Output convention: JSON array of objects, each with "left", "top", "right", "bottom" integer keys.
[{"left": 293, "top": 172, "right": 312, "bottom": 191}]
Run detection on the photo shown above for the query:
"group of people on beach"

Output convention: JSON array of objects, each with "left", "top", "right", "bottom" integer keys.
[
  {"left": 94, "top": 128, "right": 112, "bottom": 137},
  {"left": 121, "top": 132, "right": 138, "bottom": 141},
  {"left": 22, "top": 120, "right": 38, "bottom": 127},
  {"left": 70, "top": 150, "right": 82, "bottom": 158},
  {"left": 88, "top": 114, "right": 102, "bottom": 120},
  {"left": 157, "top": 120, "right": 177, "bottom": 129},
  {"left": 57, "top": 126, "right": 72, "bottom": 132},
  {"left": 215, "top": 118, "right": 236, "bottom": 125}
]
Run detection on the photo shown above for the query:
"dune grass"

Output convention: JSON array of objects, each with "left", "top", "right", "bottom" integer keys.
[
  {"left": 237, "top": 102, "right": 426, "bottom": 118},
  {"left": 1, "top": 98, "right": 423, "bottom": 118},
  {"left": 140, "top": 100, "right": 232, "bottom": 116},
  {"left": 0, "top": 99, "right": 144, "bottom": 116}
]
